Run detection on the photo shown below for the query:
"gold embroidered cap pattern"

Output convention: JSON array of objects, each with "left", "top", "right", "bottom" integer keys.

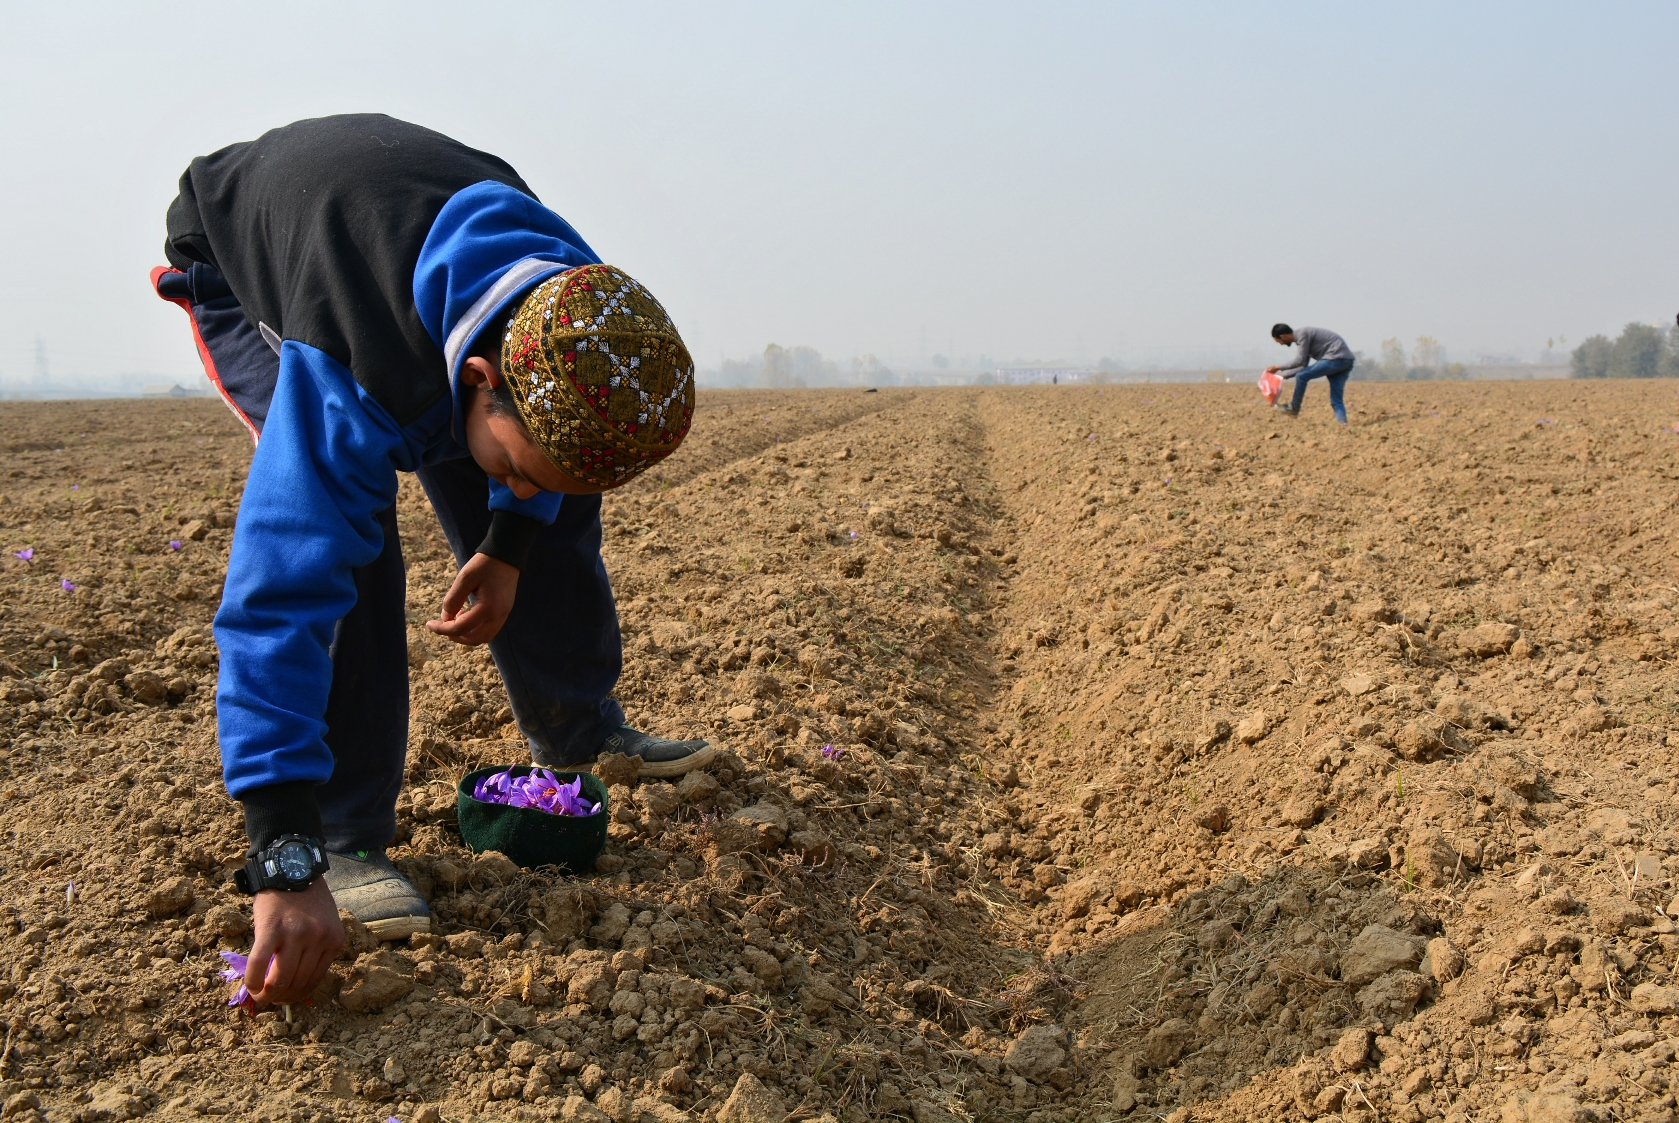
[{"left": 500, "top": 264, "right": 694, "bottom": 489}]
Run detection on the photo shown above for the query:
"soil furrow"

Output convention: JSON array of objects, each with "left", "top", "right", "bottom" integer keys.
[
  {"left": 0, "top": 381, "right": 1676, "bottom": 1123},
  {"left": 638, "top": 388, "right": 897, "bottom": 489}
]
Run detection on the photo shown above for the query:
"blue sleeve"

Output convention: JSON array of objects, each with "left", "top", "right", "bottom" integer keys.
[
  {"left": 213, "top": 341, "right": 408, "bottom": 798},
  {"left": 487, "top": 477, "right": 564, "bottom": 524},
  {"left": 412, "top": 180, "right": 601, "bottom": 354}
]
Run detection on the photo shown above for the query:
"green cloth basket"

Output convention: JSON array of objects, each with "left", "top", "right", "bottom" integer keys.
[{"left": 456, "top": 766, "right": 609, "bottom": 874}]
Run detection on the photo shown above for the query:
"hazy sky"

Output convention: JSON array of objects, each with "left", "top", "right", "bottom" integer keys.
[{"left": 2, "top": 2, "right": 1675, "bottom": 387}]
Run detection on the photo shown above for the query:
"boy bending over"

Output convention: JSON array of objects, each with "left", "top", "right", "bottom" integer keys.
[{"left": 154, "top": 114, "right": 709, "bottom": 1005}]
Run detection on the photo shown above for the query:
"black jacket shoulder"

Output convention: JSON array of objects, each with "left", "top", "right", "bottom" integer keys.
[{"left": 165, "top": 114, "right": 535, "bottom": 425}]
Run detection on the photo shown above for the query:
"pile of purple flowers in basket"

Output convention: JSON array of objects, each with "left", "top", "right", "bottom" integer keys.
[{"left": 471, "top": 767, "right": 600, "bottom": 816}]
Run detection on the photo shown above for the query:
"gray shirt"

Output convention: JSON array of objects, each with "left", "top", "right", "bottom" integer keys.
[{"left": 1276, "top": 326, "right": 1353, "bottom": 375}]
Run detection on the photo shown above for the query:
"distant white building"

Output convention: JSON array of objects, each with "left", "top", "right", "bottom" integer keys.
[{"left": 141, "top": 383, "right": 198, "bottom": 398}]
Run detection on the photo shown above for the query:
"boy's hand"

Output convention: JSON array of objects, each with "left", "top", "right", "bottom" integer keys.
[
  {"left": 1264, "top": 365, "right": 1280, "bottom": 374},
  {"left": 428, "top": 552, "right": 519, "bottom": 647},
  {"left": 246, "top": 878, "right": 344, "bottom": 1007}
]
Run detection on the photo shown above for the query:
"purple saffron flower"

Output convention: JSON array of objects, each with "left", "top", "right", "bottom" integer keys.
[
  {"left": 219, "top": 950, "right": 256, "bottom": 1011},
  {"left": 470, "top": 767, "right": 598, "bottom": 816},
  {"left": 820, "top": 743, "right": 844, "bottom": 762},
  {"left": 507, "top": 771, "right": 551, "bottom": 811},
  {"left": 168, "top": 540, "right": 183, "bottom": 551},
  {"left": 505, "top": 772, "right": 542, "bottom": 810},
  {"left": 849, "top": 530, "right": 858, "bottom": 539},
  {"left": 13, "top": 547, "right": 33, "bottom": 564},
  {"left": 554, "top": 775, "right": 598, "bottom": 816},
  {"left": 61, "top": 579, "right": 76, "bottom": 592},
  {"left": 506, "top": 768, "right": 600, "bottom": 815},
  {"left": 472, "top": 771, "right": 513, "bottom": 804}
]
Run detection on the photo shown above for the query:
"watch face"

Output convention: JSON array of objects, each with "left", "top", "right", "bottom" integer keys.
[{"left": 275, "top": 842, "right": 316, "bottom": 882}]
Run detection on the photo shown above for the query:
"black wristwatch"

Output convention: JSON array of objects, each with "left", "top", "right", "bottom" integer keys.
[{"left": 234, "top": 834, "right": 330, "bottom": 894}]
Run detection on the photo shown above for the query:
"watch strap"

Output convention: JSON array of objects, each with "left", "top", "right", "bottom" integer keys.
[{"left": 234, "top": 835, "right": 328, "bottom": 894}]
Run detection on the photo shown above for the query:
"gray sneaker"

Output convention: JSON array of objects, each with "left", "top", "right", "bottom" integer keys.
[
  {"left": 595, "top": 726, "right": 716, "bottom": 779},
  {"left": 1274, "top": 403, "right": 1298, "bottom": 415},
  {"left": 324, "top": 850, "right": 431, "bottom": 941}
]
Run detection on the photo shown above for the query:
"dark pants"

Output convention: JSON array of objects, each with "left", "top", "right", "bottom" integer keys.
[
  {"left": 155, "top": 263, "right": 625, "bottom": 853},
  {"left": 1289, "top": 357, "right": 1355, "bottom": 423}
]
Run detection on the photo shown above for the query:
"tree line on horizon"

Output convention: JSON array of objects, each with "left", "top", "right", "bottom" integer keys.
[
  {"left": 1570, "top": 322, "right": 1679, "bottom": 379},
  {"left": 707, "top": 344, "right": 902, "bottom": 389},
  {"left": 703, "top": 325, "right": 1679, "bottom": 389},
  {"left": 1348, "top": 336, "right": 1470, "bottom": 382}
]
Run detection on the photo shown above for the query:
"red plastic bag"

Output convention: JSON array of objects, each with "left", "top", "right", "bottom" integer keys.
[{"left": 1257, "top": 371, "right": 1282, "bottom": 405}]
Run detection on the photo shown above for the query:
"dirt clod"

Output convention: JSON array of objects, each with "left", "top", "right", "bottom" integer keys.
[
  {"left": 1341, "top": 925, "right": 1424, "bottom": 987},
  {"left": 716, "top": 1073, "right": 787, "bottom": 1123},
  {"left": 594, "top": 751, "right": 640, "bottom": 787},
  {"left": 1003, "top": 1023, "right": 1066, "bottom": 1082},
  {"left": 338, "top": 958, "right": 414, "bottom": 1014},
  {"left": 1331, "top": 1026, "right": 1373, "bottom": 1071},
  {"left": 143, "top": 875, "right": 193, "bottom": 917}
]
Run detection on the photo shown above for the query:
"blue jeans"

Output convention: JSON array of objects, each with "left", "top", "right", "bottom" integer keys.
[{"left": 1289, "top": 357, "right": 1355, "bottom": 423}]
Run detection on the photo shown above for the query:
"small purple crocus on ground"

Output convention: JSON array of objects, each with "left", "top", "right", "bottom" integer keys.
[
  {"left": 60, "top": 579, "right": 75, "bottom": 592},
  {"left": 13, "top": 547, "right": 33, "bottom": 565},
  {"left": 848, "top": 530, "right": 858, "bottom": 539},
  {"left": 471, "top": 768, "right": 599, "bottom": 816},
  {"left": 168, "top": 540, "right": 183, "bottom": 551},
  {"left": 218, "top": 950, "right": 256, "bottom": 1012},
  {"left": 820, "top": 743, "right": 844, "bottom": 762}
]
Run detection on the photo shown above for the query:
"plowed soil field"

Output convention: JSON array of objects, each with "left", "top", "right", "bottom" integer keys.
[{"left": 2, "top": 381, "right": 1678, "bottom": 1123}]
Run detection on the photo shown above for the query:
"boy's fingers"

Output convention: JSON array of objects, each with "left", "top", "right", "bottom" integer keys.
[
  {"left": 258, "top": 943, "right": 301, "bottom": 1003},
  {"left": 291, "top": 946, "right": 332, "bottom": 1001},
  {"left": 429, "top": 602, "right": 485, "bottom": 637},
  {"left": 444, "top": 605, "right": 509, "bottom": 647},
  {"left": 462, "top": 621, "right": 499, "bottom": 646},
  {"left": 450, "top": 621, "right": 493, "bottom": 647},
  {"left": 439, "top": 578, "right": 473, "bottom": 618},
  {"left": 244, "top": 935, "right": 276, "bottom": 997}
]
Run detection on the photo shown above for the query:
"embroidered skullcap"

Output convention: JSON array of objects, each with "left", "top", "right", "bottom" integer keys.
[{"left": 500, "top": 264, "right": 694, "bottom": 489}]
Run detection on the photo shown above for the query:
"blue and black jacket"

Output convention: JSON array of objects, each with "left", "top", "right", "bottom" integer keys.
[{"left": 153, "top": 114, "right": 599, "bottom": 845}]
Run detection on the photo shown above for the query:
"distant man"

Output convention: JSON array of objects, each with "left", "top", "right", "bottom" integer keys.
[{"left": 1265, "top": 324, "right": 1355, "bottom": 424}]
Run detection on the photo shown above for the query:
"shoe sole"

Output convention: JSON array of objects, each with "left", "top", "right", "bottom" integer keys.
[
  {"left": 363, "top": 915, "right": 432, "bottom": 941},
  {"left": 589, "top": 744, "right": 719, "bottom": 780}
]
